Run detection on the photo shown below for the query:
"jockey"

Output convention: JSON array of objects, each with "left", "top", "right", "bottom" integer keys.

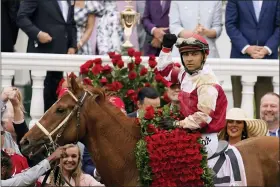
[{"left": 158, "top": 34, "right": 228, "bottom": 158}]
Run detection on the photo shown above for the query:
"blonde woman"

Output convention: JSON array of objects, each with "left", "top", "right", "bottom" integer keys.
[{"left": 40, "top": 144, "right": 103, "bottom": 186}]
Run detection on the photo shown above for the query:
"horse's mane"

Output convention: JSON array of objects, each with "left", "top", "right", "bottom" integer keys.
[{"left": 82, "top": 84, "right": 141, "bottom": 140}]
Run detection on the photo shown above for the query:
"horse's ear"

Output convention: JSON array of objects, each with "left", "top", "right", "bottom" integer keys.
[
  {"left": 70, "top": 75, "right": 81, "bottom": 94},
  {"left": 89, "top": 88, "right": 105, "bottom": 104}
]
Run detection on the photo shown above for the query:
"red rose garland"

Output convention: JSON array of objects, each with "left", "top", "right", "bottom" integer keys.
[{"left": 135, "top": 105, "right": 214, "bottom": 187}]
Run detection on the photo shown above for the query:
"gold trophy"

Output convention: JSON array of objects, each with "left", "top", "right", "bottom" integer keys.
[{"left": 120, "top": 0, "right": 140, "bottom": 48}]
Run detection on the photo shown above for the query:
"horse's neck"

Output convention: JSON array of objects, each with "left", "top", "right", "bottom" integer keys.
[{"left": 83, "top": 107, "right": 140, "bottom": 186}]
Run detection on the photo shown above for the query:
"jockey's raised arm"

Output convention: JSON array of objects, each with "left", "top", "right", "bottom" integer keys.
[{"left": 158, "top": 33, "right": 228, "bottom": 158}]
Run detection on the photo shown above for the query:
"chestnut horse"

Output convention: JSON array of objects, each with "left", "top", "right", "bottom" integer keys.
[{"left": 20, "top": 77, "right": 279, "bottom": 187}]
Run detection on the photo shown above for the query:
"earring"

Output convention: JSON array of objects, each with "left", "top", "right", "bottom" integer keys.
[{"left": 242, "top": 131, "right": 246, "bottom": 139}]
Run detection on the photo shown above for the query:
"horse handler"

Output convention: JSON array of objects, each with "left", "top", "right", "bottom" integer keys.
[{"left": 158, "top": 33, "right": 228, "bottom": 159}]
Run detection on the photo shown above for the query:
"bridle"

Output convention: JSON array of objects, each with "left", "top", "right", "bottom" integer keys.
[{"left": 35, "top": 89, "right": 93, "bottom": 152}]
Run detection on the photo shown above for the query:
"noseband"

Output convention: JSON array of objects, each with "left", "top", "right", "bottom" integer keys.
[{"left": 35, "top": 89, "right": 92, "bottom": 151}]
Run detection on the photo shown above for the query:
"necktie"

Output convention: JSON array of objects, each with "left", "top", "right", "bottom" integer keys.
[
  {"left": 57, "top": 0, "right": 68, "bottom": 21},
  {"left": 253, "top": 0, "right": 261, "bottom": 21}
]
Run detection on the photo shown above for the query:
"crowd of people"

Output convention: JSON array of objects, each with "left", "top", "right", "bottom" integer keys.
[
  {"left": 1, "top": 33, "right": 279, "bottom": 186},
  {"left": 1, "top": 0, "right": 279, "bottom": 186}
]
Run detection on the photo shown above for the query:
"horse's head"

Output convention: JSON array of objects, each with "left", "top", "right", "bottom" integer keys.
[{"left": 20, "top": 76, "right": 105, "bottom": 158}]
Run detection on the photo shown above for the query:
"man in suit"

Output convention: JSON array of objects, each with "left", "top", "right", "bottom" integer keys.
[
  {"left": 225, "top": 0, "right": 279, "bottom": 118},
  {"left": 169, "top": 1, "right": 223, "bottom": 58},
  {"left": 17, "top": 0, "right": 77, "bottom": 111},
  {"left": 142, "top": 0, "right": 171, "bottom": 56},
  {"left": 1, "top": 0, "right": 20, "bottom": 52},
  {"left": 127, "top": 87, "right": 161, "bottom": 118},
  {"left": 136, "top": 1, "right": 147, "bottom": 54}
]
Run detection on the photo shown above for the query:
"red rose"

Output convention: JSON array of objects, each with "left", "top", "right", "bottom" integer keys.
[
  {"left": 148, "top": 59, "right": 157, "bottom": 68},
  {"left": 144, "top": 106, "right": 155, "bottom": 120},
  {"left": 80, "top": 60, "right": 93, "bottom": 74},
  {"left": 147, "top": 124, "right": 158, "bottom": 134},
  {"left": 83, "top": 77, "right": 92, "bottom": 85},
  {"left": 133, "top": 51, "right": 142, "bottom": 57},
  {"left": 91, "top": 64, "right": 103, "bottom": 75},
  {"left": 102, "top": 65, "right": 112, "bottom": 74},
  {"left": 117, "top": 60, "right": 124, "bottom": 68},
  {"left": 154, "top": 68, "right": 159, "bottom": 74},
  {"left": 149, "top": 55, "right": 156, "bottom": 60},
  {"left": 144, "top": 83, "right": 151, "bottom": 87},
  {"left": 93, "top": 58, "right": 102, "bottom": 65},
  {"left": 194, "top": 168, "right": 203, "bottom": 175},
  {"left": 131, "top": 94, "right": 138, "bottom": 104},
  {"left": 112, "top": 59, "right": 118, "bottom": 66},
  {"left": 157, "top": 109, "right": 163, "bottom": 116},
  {"left": 127, "top": 48, "right": 135, "bottom": 57},
  {"left": 99, "top": 77, "right": 108, "bottom": 85},
  {"left": 155, "top": 74, "right": 163, "bottom": 82},
  {"left": 134, "top": 57, "right": 142, "bottom": 65},
  {"left": 113, "top": 54, "right": 122, "bottom": 61},
  {"left": 128, "top": 71, "right": 137, "bottom": 80},
  {"left": 108, "top": 52, "right": 115, "bottom": 59},
  {"left": 126, "top": 89, "right": 136, "bottom": 97},
  {"left": 127, "top": 62, "right": 135, "bottom": 71},
  {"left": 140, "top": 67, "right": 148, "bottom": 76},
  {"left": 108, "top": 81, "right": 123, "bottom": 91}
]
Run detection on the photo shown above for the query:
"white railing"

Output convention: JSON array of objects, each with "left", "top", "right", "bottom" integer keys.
[{"left": 1, "top": 52, "right": 279, "bottom": 127}]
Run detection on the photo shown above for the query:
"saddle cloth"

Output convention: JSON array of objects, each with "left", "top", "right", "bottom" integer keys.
[{"left": 207, "top": 145, "right": 247, "bottom": 186}]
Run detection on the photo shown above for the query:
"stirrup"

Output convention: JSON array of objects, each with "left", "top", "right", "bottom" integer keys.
[{"left": 208, "top": 140, "right": 229, "bottom": 160}]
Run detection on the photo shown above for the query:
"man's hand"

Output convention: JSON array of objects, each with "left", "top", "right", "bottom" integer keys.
[
  {"left": 153, "top": 27, "right": 168, "bottom": 41},
  {"left": 162, "top": 34, "right": 177, "bottom": 48},
  {"left": 179, "top": 30, "right": 194, "bottom": 38},
  {"left": 151, "top": 37, "right": 162, "bottom": 48},
  {"left": 245, "top": 46, "right": 262, "bottom": 59},
  {"left": 37, "top": 31, "right": 52, "bottom": 44},
  {"left": 194, "top": 24, "right": 208, "bottom": 36},
  {"left": 67, "top": 48, "right": 76, "bottom": 54},
  {"left": 255, "top": 47, "right": 269, "bottom": 59}
]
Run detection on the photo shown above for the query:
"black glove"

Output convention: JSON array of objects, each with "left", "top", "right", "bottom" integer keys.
[
  {"left": 162, "top": 34, "right": 177, "bottom": 48},
  {"left": 158, "top": 117, "right": 177, "bottom": 130}
]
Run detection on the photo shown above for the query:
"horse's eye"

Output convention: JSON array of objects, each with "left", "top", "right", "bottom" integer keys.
[{"left": 56, "top": 108, "right": 66, "bottom": 114}]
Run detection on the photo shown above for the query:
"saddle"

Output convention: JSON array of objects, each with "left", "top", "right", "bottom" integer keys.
[{"left": 208, "top": 140, "right": 229, "bottom": 160}]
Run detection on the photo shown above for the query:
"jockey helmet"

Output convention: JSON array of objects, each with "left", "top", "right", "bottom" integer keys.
[{"left": 175, "top": 34, "right": 209, "bottom": 75}]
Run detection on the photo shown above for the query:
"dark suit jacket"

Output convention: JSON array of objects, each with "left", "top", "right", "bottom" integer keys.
[
  {"left": 226, "top": 0, "right": 280, "bottom": 59},
  {"left": 82, "top": 147, "right": 95, "bottom": 176},
  {"left": 17, "top": 0, "right": 77, "bottom": 54},
  {"left": 127, "top": 111, "right": 137, "bottom": 118},
  {"left": 1, "top": 0, "right": 20, "bottom": 52},
  {"left": 142, "top": 0, "right": 171, "bottom": 56}
]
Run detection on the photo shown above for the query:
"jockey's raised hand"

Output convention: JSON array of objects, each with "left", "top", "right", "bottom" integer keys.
[{"left": 162, "top": 34, "right": 177, "bottom": 48}]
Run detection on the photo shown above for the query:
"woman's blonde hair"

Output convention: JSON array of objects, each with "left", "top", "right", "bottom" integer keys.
[
  {"left": 49, "top": 144, "right": 83, "bottom": 186},
  {"left": 61, "top": 144, "right": 83, "bottom": 186}
]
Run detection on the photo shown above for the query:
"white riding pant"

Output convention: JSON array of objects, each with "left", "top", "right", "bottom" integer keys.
[{"left": 201, "top": 133, "right": 219, "bottom": 159}]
